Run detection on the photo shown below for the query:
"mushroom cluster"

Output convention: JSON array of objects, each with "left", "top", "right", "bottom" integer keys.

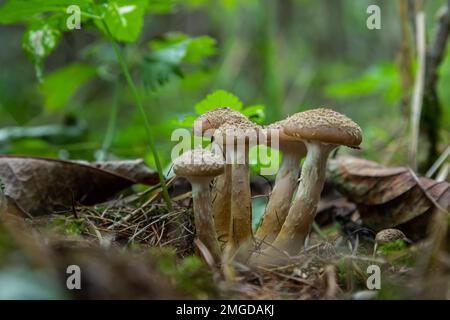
[{"left": 174, "top": 106, "right": 362, "bottom": 265}]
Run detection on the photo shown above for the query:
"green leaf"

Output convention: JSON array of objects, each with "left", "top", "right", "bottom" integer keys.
[
  {"left": 147, "top": 0, "right": 176, "bottom": 13},
  {"left": 324, "top": 63, "right": 401, "bottom": 104},
  {"left": 40, "top": 63, "right": 97, "bottom": 111},
  {"left": 0, "top": 0, "right": 91, "bottom": 24},
  {"left": 241, "top": 104, "right": 265, "bottom": 124},
  {"left": 22, "top": 23, "right": 62, "bottom": 81},
  {"left": 140, "top": 55, "right": 184, "bottom": 91},
  {"left": 183, "top": 36, "right": 216, "bottom": 64},
  {"left": 150, "top": 33, "right": 216, "bottom": 63},
  {"left": 141, "top": 34, "right": 216, "bottom": 90},
  {"left": 194, "top": 90, "right": 243, "bottom": 114},
  {"left": 95, "top": 0, "right": 147, "bottom": 43}
]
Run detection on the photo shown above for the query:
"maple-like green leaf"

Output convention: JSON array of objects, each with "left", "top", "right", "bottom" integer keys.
[{"left": 194, "top": 90, "right": 243, "bottom": 114}]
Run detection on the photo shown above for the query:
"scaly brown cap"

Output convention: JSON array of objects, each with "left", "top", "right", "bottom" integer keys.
[
  {"left": 173, "top": 149, "right": 224, "bottom": 177},
  {"left": 193, "top": 107, "right": 252, "bottom": 135},
  {"left": 265, "top": 120, "right": 303, "bottom": 142},
  {"left": 375, "top": 228, "right": 408, "bottom": 244},
  {"left": 282, "top": 108, "right": 362, "bottom": 148},
  {"left": 213, "top": 121, "right": 263, "bottom": 145}
]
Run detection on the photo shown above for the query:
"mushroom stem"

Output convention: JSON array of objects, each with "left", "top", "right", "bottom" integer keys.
[
  {"left": 212, "top": 163, "right": 232, "bottom": 245},
  {"left": 229, "top": 148, "right": 252, "bottom": 249},
  {"left": 190, "top": 177, "right": 221, "bottom": 262},
  {"left": 256, "top": 142, "right": 303, "bottom": 245},
  {"left": 268, "top": 142, "right": 335, "bottom": 257}
]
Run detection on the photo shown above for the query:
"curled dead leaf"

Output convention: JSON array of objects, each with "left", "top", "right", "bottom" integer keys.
[
  {"left": 328, "top": 156, "right": 450, "bottom": 237},
  {"left": 0, "top": 156, "right": 160, "bottom": 216}
]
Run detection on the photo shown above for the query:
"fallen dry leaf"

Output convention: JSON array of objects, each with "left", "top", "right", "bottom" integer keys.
[
  {"left": 74, "top": 159, "right": 159, "bottom": 185},
  {"left": 328, "top": 156, "right": 450, "bottom": 235},
  {"left": 0, "top": 156, "right": 159, "bottom": 216}
]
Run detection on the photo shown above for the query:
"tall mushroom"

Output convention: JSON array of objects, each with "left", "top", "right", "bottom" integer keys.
[
  {"left": 173, "top": 149, "right": 224, "bottom": 262},
  {"left": 255, "top": 120, "right": 306, "bottom": 246},
  {"left": 267, "top": 108, "right": 362, "bottom": 259},
  {"left": 214, "top": 121, "right": 262, "bottom": 249},
  {"left": 193, "top": 108, "right": 254, "bottom": 245}
]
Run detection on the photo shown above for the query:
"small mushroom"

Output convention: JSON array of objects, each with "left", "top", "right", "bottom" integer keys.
[
  {"left": 374, "top": 228, "right": 412, "bottom": 255},
  {"left": 255, "top": 120, "right": 306, "bottom": 245},
  {"left": 214, "top": 121, "right": 262, "bottom": 249},
  {"left": 193, "top": 108, "right": 254, "bottom": 245},
  {"left": 173, "top": 149, "right": 225, "bottom": 261},
  {"left": 375, "top": 228, "right": 411, "bottom": 245},
  {"left": 268, "top": 108, "right": 362, "bottom": 258}
]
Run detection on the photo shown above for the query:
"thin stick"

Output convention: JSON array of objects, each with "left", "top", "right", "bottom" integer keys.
[
  {"left": 407, "top": 167, "right": 449, "bottom": 215},
  {"left": 100, "top": 20, "right": 173, "bottom": 211},
  {"left": 426, "top": 144, "right": 450, "bottom": 177},
  {"left": 409, "top": 0, "right": 426, "bottom": 170}
]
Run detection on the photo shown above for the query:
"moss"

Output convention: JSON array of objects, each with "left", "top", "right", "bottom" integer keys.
[
  {"left": 51, "top": 216, "right": 86, "bottom": 235},
  {"left": 154, "top": 248, "right": 218, "bottom": 299}
]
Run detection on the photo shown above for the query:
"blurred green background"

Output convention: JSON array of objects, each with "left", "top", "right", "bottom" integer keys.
[{"left": 0, "top": 0, "right": 449, "bottom": 174}]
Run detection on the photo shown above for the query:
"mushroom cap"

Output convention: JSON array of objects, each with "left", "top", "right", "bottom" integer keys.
[
  {"left": 173, "top": 149, "right": 224, "bottom": 177},
  {"left": 213, "top": 121, "right": 263, "bottom": 145},
  {"left": 375, "top": 228, "right": 408, "bottom": 244},
  {"left": 193, "top": 107, "right": 252, "bottom": 135},
  {"left": 282, "top": 108, "right": 362, "bottom": 148},
  {"left": 265, "top": 120, "right": 303, "bottom": 142}
]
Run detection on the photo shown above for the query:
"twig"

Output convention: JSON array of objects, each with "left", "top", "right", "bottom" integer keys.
[
  {"left": 436, "top": 163, "right": 450, "bottom": 182},
  {"left": 426, "top": 144, "right": 450, "bottom": 177},
  {"left": 407, "top": 167, "right": 450, "bottom": 215},
  {"left": 409, "top": 0, "right": 426, "bottom": 170}
]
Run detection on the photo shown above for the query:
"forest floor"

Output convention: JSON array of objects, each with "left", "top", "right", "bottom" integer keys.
[{"left": 1, "top": 174, "right": 447, "bottom": 300}]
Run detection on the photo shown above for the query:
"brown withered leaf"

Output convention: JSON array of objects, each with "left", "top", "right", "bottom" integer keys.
[
  {"left": 0, "top": 156, "right": 159, "bottom": 216},
  {"left": 73, "top": 159, "right": 159, "bottom": 185},
  {"left": 328, "top": 156, "right": 450, "bottom": 234}
]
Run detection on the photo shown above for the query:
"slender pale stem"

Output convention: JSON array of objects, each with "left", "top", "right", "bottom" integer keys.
[
  {"left": 256, "top": 142, "right": 303, "bottom": 245},
  {"left": 267, "top": 142, "right": 334, "bottom": 258},
  {"left": 213, "top": 163, "right": 232, "bottom": 245},
  {"left": 229, "top": 148, "right": 252, "bottom": 249},
  {"left": 190, "top": 178, "right": 221, "bottom": 262}
]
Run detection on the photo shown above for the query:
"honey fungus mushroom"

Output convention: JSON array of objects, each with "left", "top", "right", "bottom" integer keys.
[
  {"left": 194, "top": 107, "right": 250, "bottom": 136},
  {"left": 193, "top": 107, "right": 254, "bottom": 245},
  {"left": 255, "top": 120, "right": 306, "bottom": 246},
  {"left": 213, "top": 121, "right": 263, "bottom": 249},
  {"left": 375, "top": 228, "right": 410, "bottom": 244},
  {"left": 267, "top": 108, "right": 362, "bottom": 259},
  {"left": 173, "top": 149, "right": 224, "bottom": 262}
]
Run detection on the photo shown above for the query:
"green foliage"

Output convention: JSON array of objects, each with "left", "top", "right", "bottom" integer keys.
[
  {"left": 325, "top": 63, "right": 401, "bottom": 104},
  {"left": 22, "top": 23, "right": 62, "bottom": 81},
  {"left": 377, "top": 240, "right": 408, "bottom": 255},
  {"left": 194, "top": 89, "right": 243, "bottom": 113},
  {"left": 156, "top": 249, "right": 217, "bottom": 299},
  {"left": 41, "top": 63, "right": 97, "bottom": 111},
  {"left": 147, "top": 0, "right": 176, "bottom": 14},
  {"left": 252, "top": 196, "right": 267, "bottom": 232},
  {"left": 437, "top": 46, "right": 450, "bottom": 144},
  {"left": 0, "top": 74, "right": 42, "bottom": 125},
  {"left": 141, "top": 33, "right": 216, "bottom": 91},
  {"left": 171, "top": 90, "right": 266, "bottom": 130},
  {"left": 0, "top": 0, "right": 91, "bottom": 24},
  {"left": 52, "top": 216, "right": 86, "bottom": 235},
  {"left": 95, "top": 0, "right": 148, "bottom": 43}
]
